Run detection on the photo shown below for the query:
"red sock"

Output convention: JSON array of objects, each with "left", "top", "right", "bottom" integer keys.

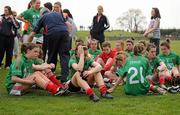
[
  {"left": 150, "top": 84, "right": 154, "bottom": 91},
  {"left": 99, "top": 84, "right": 107, "bottom": 94},
  {"left": 148, "top": 79, "right": 154, "bottom": 91},
  {"left": 167, "top": 76, "right": 172, "bottom": 81},
  {"left": 49, "top": 75, "right": 62, "bottom": 88},
  {"left": 85, "top": 88, "right": 94, "bottom": 96},
  {"left": 159, "top": 75, "right": 165, "bottom": 85},
  {"left": 46, "top": 82, "right": 59, "bottom": 94},
  {"left": 109, "top": 78, "right": 113, "bottom": 83}
]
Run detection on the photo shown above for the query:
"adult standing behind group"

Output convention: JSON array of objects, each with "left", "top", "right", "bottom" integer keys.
[
  {"left": 144, "top": 8, "right": 161, "bottom": 55},
  {"left": 29, "top": 6, "right": 71, "bottom": 83},
  {"left": 90, "top": 5, "right": 110, "bottom": 50},
  {"left": 17, "top": 0, "right": 43, "bottom": 44},
  {"left": 63, "top": 9, "right": 77, "bottom": 49},
  {"left": 0, "top": 6, "right": 20, "bottom": 69}
]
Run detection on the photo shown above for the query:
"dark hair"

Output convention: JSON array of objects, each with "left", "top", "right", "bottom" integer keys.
[
  {"left": 21, "top": 43, "right": 39, "bottom": 54},
  {"left": 139, "top": 40, "right": 147, "bottom": 47},
  {"left": 27, "top": 1, "right": 32, "bottom": 9},
  {"left": 126, "top": 38, "right": 134, "bottom": 45},
  {"left": 146, "top": 43, "right": 156, "bottom": 52},
  {"left": 54, "top": 1, "right": 61, "bottom": 7},
  {"left": 4, "top": 6, "right": 13, "bottom": 15},
  {"left": 151, "top": 8, "right": 161, "bottom": 19},
  {"left": 75, "top": 39, "right": 84, "bottom": 44},
  {"left": 102, "top": 42, "right": 111, "bottom": 48},
  {"left": 134, "top": 43, "right": 144, "bottom": 55},
  {"left": 44, "top": 2, "right": 53, "bottom": 11},
  {"left": 160, "top": 39, "right": 170, "bottom": 49},
  {"left": 16, "top": 43, "right": 39, "bottom": 69},
  {"left": 63, "top": 9, "right": 73, "bottom": 19}
]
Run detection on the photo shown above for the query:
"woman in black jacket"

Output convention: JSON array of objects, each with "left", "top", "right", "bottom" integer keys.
[
  {"left": 0, "top": 6, "right": 20, "bottom": 69},
  {"left": 90, "top": 5, "right": 110, "bottom": 50}
]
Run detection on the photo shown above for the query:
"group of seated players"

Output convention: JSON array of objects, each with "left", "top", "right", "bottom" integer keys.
[
  {"left": 68, "top": 38, "right": 180, "bottom": 101},
  {"left": 5, "top": 37, "right": 180, "bottom": 102}
]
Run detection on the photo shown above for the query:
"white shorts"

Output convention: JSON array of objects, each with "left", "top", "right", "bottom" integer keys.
[{"left": 22, "top": 34, "right": 43, "bottom": 44}]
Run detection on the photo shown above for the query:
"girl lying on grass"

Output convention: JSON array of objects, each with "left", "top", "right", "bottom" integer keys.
[{"left": 5, "top": 43, "right": 66, "bottom": 96}]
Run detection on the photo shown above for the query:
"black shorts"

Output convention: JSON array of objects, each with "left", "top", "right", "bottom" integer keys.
[{"left": 68, "top": 81, "right": 81, "bottom": 92}]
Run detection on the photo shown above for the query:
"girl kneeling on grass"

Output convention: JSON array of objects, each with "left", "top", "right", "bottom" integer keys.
[
  {"left": 108, "top": 44, "right": 166, "bottom": 95},
  {"left": 66, "top": 43, "right": 113, "bottom": 102},
  {"left": 5, "top": 43, "right": 66, "bottom": 96}
]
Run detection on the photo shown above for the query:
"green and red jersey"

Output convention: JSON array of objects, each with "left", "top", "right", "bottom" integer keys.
[
  {"left": 5, "top": 54, "right": 42, "bottom": 92},
  {"left": 68, "top": 55, "right": 94, "bottom": 80},
  {"left": 88, "top": 48, "right": 101, "bottom": 60},
  {"left": 21, "top": 7, "right": 41, "bottom": 38},
  {"left": 158, "top": 51, "right": 180, "bottom": 70},
  {"left": 116, "top": 54, "right": 150, "bottom": 95},
  {"left": 145, "top": 55, "right": 161, "bottom": 75}
]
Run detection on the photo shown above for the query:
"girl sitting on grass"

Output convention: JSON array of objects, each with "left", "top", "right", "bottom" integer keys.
[
  {"left": 66, "top": 43, "right": 113, "bottom": 102},
  {"left": 104, "top": 51, "right": 127, "bottom": 84},
  {"left": 5, "top": 43, "right": 66, "bottom": 96},
  {"left": 108, "top": 43, "right": 166, "bottom": 95}
]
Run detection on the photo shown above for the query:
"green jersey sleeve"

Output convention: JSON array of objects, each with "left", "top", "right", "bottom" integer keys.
[
  {"left": 21, "top": 9, "right": 30, "bottom": 20},
  {"left": 10, "top": 61, "right": 23, "bottom": 77}
]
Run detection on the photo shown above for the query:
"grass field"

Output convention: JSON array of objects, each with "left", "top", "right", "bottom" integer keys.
[{"left": 0, "top": 31, "right": 180, "bottom": 115}]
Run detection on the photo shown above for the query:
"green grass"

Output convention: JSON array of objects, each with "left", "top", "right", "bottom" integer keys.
[{"left": 0, "top": 32, "right": 180, "bottom": 114}]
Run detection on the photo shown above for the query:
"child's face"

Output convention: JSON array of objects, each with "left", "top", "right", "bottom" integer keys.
[
  {"left": 148, "top": 48, "right": 156, "bottom": 59},
  {"left": 90, "top": 41, "right": 97, "bottom": 50},
  {"left": 103, "top": 46, "right": 111, "bottom": 54},
  {"left": 160, "top": 46, "right": 169, "bottom": 55},
  {"left": 34, "top": 0, "right": 41, "bottom": 10},
  {"left": 126, "top": 42, "right": 133, "bottom": 51},
  {"left": 53, "top": 4, "right": 61, "bottom": 12},
  {"left": 116, "top": 42, "right": 122, "bottom": 51},
  {"left": 27, "top": 47, "right": 40, "bottom": 59}
]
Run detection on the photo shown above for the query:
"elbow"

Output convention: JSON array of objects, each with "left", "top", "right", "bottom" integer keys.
[{"left": 11, "top": 76, "right": 17, "bottom": 83}]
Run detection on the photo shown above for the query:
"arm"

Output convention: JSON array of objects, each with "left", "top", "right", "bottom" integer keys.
[
  {"left": 107, "top": 77, "right": 122, "bottom": 93},
  {"left": 10, "top": 15, "right": 20, "bottom": 29},
  {"left": 65, "top": 21, "right": 72, "bottom": 33},
  {"left": 11, "top": 76, "right": 35, "bottom": 85},
  {"left": 71, "top": 46, "right": 84, "bottom": 71},
  {"left": 28, "top": 17, "right": 44, "bottom": 42},
  {"left": 104, "top": 58, "right": 114, "bottom": 71},
  {"left": 157, "top": 61, "right": 167, "bottom": 72},
  {"left": 32, "top": 63, "right": 55, "bottom": 71},
  {"left": 144, "top": 19, "right": 160, "bottom": 36},
  {"left": 28, "top": 32, "right": 35, "bottom": 42},
  {"left": 82, "top": 61, "right": 102, "bottom": 77},
  {"left": 89, "top": 61, "right": 102, "bottom": 73},
  {"left": 104, "top": 16, "right": 110, "bottom": 30}
]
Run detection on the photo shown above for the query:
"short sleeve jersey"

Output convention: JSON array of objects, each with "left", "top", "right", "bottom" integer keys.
[
  {"left": 68, "top": 55, "right": 94, "bottom": 80},
  {"left": 145, "top": 56, "right": 161, "bottom": 75},
  {"left": 88, "top": 48, "right": 101, "bottom": 60},
  {"left": 98, "top": 50, "right": 116, "bottom": 63},
  {"left": 21, "top": 8, "right": 41, "bottom": 37},
  {"left": 5, "top": 54, "right": 42, "bottom": 92},
  {"left": 158, "top": 51, "right": 180, "bottom": 70},
  {"left": 116, "top": 55, "right": 150, "bottom": 95}
]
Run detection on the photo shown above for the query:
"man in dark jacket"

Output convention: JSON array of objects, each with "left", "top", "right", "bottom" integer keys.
[{"left": 29, "top": 7, "right": 71, "bottom": 83}]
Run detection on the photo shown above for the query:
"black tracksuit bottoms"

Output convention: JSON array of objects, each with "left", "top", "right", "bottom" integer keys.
[
  {"left": 0, "top": 35, "right": 14, "bottom": 67},
  {"left": 47, "top": 32, "right": 70, "bottom": 82}
]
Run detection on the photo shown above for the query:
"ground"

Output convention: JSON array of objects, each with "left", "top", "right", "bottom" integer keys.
[{"left": 0, "top": 31, "right": 180, "bottom": 114}]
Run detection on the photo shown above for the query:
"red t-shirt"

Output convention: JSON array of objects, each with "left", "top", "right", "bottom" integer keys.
[{"left": 98, "top": 50, "right": 116, "bottom": 71}]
